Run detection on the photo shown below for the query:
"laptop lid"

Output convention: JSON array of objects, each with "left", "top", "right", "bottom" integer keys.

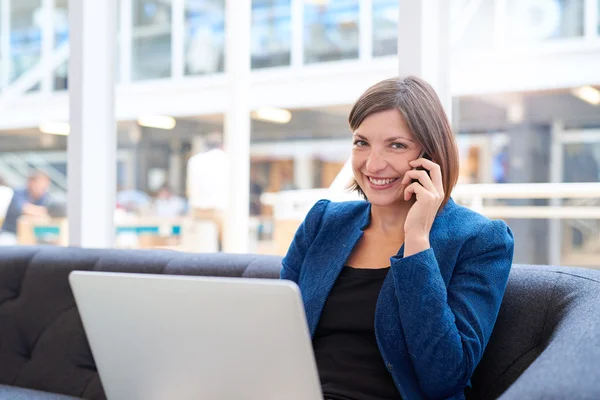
[{"left": 69, "top": 271, "right": 323, "bottom": 400}]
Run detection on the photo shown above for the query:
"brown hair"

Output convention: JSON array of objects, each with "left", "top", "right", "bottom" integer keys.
[{"left": 347, "top": 76, "right": 459, "bottom": 209}]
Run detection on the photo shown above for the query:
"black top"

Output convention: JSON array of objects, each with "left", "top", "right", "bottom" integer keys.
[{"left": 313, "top": 266, "right": 402, "bottom": 400}]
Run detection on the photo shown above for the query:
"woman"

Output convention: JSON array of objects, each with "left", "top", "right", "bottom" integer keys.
[{"left": 281, "top": 76, "right": 514, "bottom": 400}]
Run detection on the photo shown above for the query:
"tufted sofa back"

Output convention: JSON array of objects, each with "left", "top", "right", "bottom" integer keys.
[
  {"left": 0, "top": 246, "right": 283, "bottom": 399},
  {"left": 2, "top": 247, "right": 600, "bottom": 399}
]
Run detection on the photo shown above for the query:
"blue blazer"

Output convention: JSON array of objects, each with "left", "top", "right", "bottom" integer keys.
[{"left": 281, "top": 198, "right": 514, "bottom": 400}]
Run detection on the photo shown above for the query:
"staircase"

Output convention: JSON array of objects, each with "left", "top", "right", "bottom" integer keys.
[{"left": 0, "top": 152, "right": 67, "bottom": 201}]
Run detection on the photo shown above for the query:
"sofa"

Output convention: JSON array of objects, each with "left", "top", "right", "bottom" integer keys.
[{"left": 1, "top": 246, "right": 599, "bottom": 399}]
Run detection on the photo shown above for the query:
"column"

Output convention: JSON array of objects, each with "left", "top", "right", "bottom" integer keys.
[
  {"left": 294, "top": 156, "right": 314, "bottom": 190},
  {"left": 397, "top": 0, "right": 451, "bottom": 115},
  {"left": 68, "top": 0, "right": 117, "bottom": 247},
  {"left": 223, "top": 0, "right": 251, "bottom": 253},
  {"left": 0, "top": 0, "right": 11, "bottom": 89}
]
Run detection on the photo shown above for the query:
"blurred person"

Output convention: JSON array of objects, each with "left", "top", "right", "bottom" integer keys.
[
  {"left": 281, "top": 76, "right": 515, "bottom": 400},
  {"left": 152, "top": 185, "right": 187, "bottom": 217},
  {"left": 249, "top": 169, "right": 264, "bottom": 217},
  {"left": 0, "top": 170, "right": 51, "bottom": 245},
  {"left": 116, "top": 185, "right": 151, "bottom": 214},
  {"left": 186, "top": 133, "right": 228, "bottom": 249}
]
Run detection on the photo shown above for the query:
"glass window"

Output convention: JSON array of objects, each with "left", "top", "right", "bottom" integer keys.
[
  {"left": 10, "top": 0, "right": 42, "bottom": 86},
  {"left": 251, "top": 0, "right": 291, "bottom": 69},
  {"left": 53, "top": 0, "right": 68, "bottom": 91},
  {"left": 54, "top": 0, "right": 68, "bottom": 49},
  {"left": 185, "top": 0, "right": 225, "bottom": 76},
  {"left": 304, "top": 0, "right": 359, "bottom": 64},
  {"left": 131, "top": 0, "right": 172, "bottom": 81},
  {"left": 451, "top": 0, "right": 494, "bottom": 53},
  {"left": 507, "top": 0, "right": 584, "bottom": 44},
  {"left": 372, "top": 0, "right": 397, "bottom": 57}
]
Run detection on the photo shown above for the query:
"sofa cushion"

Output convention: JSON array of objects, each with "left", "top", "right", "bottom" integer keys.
[
  {"left": 0, "top": 246, "right": 283, "bottom": 400},
  {"left": 0, "top": 384, "right": 82, "bottom": 399}
]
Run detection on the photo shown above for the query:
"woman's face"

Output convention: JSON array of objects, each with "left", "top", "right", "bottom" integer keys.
[{"left": 351, "top": 109, "right": 423, "bottom": 207}]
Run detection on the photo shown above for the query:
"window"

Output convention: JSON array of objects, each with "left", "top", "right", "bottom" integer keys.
[
  {"left": 507, "top": 0, "right": 584, "bottom": 43},
  {"left": 251, "top": 0, "right": 291, "bottom": 69},
  {"left": 304, "top": 0, "right": 359, "bottom": 64},
  {"left": 185, "top": 0, "right": 225, "bottom": 75},
  {"left": 131, "top": 0, "right": 172, "bottom": 81},
  {"left": 372, "top": 0, "right": 397, "bottom": 57}
]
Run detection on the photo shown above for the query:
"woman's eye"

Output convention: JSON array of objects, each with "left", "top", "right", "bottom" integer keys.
[
  {"left": 391, "top": 142, "right": 407, "bottom": 149},
  {"left": 353, "top": 140, "right": 368, "bottom": 147}
]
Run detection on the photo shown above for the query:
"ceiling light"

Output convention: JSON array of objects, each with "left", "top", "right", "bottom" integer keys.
[
  {"left": 137, "top": 115, "right": 177, "bottom": 130},
  {"left": 39, "top": 121, "right": 70, "bottom": 135},
  {"left": 571, "top": 86, "right": 600, "bottom": 106},
  {"left": 252, "top": 107, "right": 292, "bottom": 124}
]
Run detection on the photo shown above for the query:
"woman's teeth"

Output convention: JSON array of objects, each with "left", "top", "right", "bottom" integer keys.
[{"left": 368, "top": 177, "right": 397, "bottom": 186}]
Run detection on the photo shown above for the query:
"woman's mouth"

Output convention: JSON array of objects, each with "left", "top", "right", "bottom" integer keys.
[{"left": 367, "top": 176, "right": 399, "bottom": 189}]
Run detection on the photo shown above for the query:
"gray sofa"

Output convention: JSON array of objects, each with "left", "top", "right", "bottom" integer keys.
[{"left": 1, "top": 246, "right": 599, "bottom": 399}]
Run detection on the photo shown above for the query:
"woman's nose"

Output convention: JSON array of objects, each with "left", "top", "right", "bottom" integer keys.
[{"left": 365, "top": 150, "right": 387, "bottom": 174}]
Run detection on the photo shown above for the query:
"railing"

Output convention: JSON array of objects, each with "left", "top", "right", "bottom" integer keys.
[
  {"left": 262, "top": 182, "right": 600, "bottom": 266},
  {"left": 0, "top": 152, "right": 68, "bottom": 200},
  {"left": 263, "top": 183, "right": 600, "bottom": 219},
  {"left": 0, "top": 43, "right": 69, "bottom": 109}
]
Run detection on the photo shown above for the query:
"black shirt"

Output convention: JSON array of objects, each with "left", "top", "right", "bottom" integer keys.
[{"left": 313, "top": 266, "right": 402, "bottom": 400}]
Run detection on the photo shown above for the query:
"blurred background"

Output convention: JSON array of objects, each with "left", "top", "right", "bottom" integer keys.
[{"left": 0, "top": 0, "right": 598, "bottom": 268}]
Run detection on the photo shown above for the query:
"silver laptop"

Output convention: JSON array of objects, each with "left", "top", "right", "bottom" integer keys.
[{"left": 69, "top": 271, "right": 323, "bottom": 400}]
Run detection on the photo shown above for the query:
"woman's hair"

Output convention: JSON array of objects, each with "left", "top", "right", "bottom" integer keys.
[{"left": 347, "top": 76, "right": 459, "bottom": 209}]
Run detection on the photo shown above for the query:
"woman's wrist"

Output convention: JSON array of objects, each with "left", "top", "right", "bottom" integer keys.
[{"left": 403, "top": 234, "right": 430, "bottom": 257}]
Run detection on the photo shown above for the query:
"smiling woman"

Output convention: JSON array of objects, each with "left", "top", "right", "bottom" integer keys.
[
  {"left": 347, "top": 76, "right": 459, "bottom": 210},
  {"left": 281, "top": 75, "right": 515, "bottom": 400}
]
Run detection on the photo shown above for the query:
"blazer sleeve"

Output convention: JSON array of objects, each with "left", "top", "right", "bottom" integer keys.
[
  {"left": 280, "top": 199, "right": 330, "bottom": 283},
  {"left": 390, "top": 219, "right": 514, "bottom": 399}
]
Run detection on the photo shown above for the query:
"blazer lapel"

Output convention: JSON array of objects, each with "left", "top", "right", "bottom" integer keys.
[
  {"left": 305, "top": 226, "right": 365, "bottom": 337},
  {"left": 304, "top": 203, "right": 371, "bottom": 337}
]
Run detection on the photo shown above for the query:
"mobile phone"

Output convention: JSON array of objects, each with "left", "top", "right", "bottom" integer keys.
[{"left": 411, "top": 151, "right": 431, "bottom": 184}]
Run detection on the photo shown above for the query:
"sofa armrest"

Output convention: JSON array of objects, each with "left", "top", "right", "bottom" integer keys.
[{"left": 498, "top": 325, "right": 600, "bottom": 399}]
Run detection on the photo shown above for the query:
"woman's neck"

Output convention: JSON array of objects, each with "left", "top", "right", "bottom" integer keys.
[{"left": 367, "top": 200, "right": 415, "bottom": 239}]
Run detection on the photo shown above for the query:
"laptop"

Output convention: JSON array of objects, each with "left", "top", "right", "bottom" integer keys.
[{"left": 69, "top": 271, "right": 323, "bottom": 400}]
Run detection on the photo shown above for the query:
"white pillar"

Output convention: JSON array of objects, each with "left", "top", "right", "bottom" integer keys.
[
  {"left": 223, "top": 0, "right": 251, "bottom": 253},
  {"left": 294, "top": 156, "right": 313, "bottom": 190},
  {"left": 0, "top": 0, "right": 11, "bottom": 89},
  {"left": 68, "top": 0, "right": 117, "bottom": 247},
  {"left": 397, "top": 0, "right": 451, "bottom": 115}
]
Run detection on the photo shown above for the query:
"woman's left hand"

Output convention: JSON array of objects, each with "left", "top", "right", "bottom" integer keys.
[{"left": 400, "top": 158, "right": 444, "bottom": 256}]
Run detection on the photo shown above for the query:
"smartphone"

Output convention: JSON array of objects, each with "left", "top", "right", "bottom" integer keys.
[{"left": 411, "top": 151, "right": 432, "bottom": 184}]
